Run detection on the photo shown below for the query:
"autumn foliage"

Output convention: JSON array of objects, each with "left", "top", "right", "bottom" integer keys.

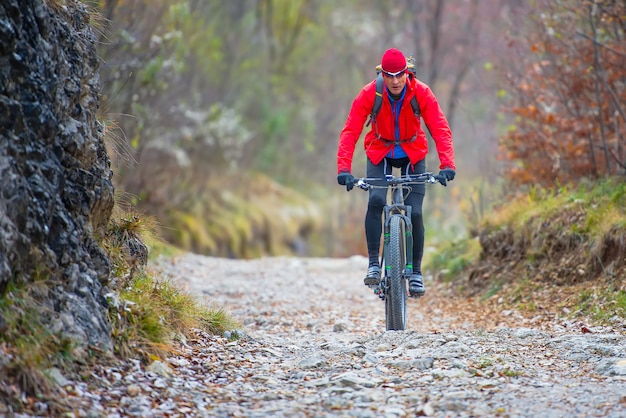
[{"left": 499, "top": 1, "right": 626, "bottom": 187}]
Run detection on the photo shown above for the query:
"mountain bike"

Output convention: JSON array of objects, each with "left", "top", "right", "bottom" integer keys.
[{"left": 354, "top": 172, "right": 445, "bottom": 331}]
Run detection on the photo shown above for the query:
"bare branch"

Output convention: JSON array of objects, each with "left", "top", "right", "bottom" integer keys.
[
  {"left": 575, "top": 31, "right": 626, "bottom": 57},
  {"left": 609, "top": 148, "right": 626, "bottom": 173}
]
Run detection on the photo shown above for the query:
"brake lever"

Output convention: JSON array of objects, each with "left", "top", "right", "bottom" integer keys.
[{"left": 356, "top": 179, "right": 370, "bottom": 190}]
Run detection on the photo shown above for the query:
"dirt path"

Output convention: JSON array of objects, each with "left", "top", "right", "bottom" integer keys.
[
  {"left": 152, "top": 254, "right": 626, "bottom": 417},
  {"left": 41, "top": 253, "right": 626, "bottom": 417}
]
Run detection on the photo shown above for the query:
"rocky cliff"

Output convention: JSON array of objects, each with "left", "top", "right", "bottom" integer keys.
[{"left": 0, "top": 0, "right": 114, "bottom": 347}]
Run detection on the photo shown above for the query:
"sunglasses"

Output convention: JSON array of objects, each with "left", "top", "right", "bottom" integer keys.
[{"left": 381, "top": 69, "right": 407, "bottom": 79}]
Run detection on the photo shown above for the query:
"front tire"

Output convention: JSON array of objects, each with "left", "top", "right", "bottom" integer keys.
[{"left": 385, "top": 215, "right": 407, "bottom": 331}]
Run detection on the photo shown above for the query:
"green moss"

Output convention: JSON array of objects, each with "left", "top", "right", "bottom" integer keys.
[{"left": 425, "top": 237, "right": 481, "bottom": 282}]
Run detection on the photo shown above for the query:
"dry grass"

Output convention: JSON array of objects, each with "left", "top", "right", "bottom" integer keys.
[
  {"left": 429, "top": 178, "right": 626, "bottom": 326},
  {"left": 101, "top": 118, "right": 138, "bottom": 168},
  {"left": 158, "top": 172, "right": 322, "bottom": 258},
  {"left": 106, "top": 268, "right": 239, "bottom": 360},
  {"left": 0, "top": 278, "right": 72, "bottom": 404},
  {"left": 101, "top": 208, "right": 237, "bottom": 361},
  {"left": 44, "top": 0, "right": 66, "bottom": 10}
]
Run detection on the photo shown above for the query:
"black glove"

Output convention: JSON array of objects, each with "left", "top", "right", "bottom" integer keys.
[
  {"left": 438, "top": 168, "right": 456, "bottom": 186},
  {"left": 337, "top": 172, "right": 355, "bottom": 191}
]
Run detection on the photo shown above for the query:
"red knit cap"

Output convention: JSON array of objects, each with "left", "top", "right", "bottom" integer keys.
[{"left": 381, "top": 48, "right": 407, "bottom": 74}]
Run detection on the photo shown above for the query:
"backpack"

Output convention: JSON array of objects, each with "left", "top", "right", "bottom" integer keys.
[{"left": 367, "top": 56, "right": 421, "bottom": 127}]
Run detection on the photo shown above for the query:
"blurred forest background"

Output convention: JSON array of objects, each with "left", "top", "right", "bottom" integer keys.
[{"left": 94, "top": 0, "right": 625, "bottom": 259}]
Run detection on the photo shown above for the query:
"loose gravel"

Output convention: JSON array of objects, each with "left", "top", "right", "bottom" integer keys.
[
  {"left": 153, "top": 254, "right": 626, "bottom": 418},
  {"left": 15, "top": 254, "right": 626, "bottom": 417}
]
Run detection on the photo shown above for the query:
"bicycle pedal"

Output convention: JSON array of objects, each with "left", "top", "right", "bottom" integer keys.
[{"left": 373, "top": 287, "right": 385, "bottom": 300}]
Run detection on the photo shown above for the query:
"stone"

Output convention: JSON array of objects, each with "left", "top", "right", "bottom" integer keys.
[
  {"left": 146, "top": 360, "right": 173, "bottom": 377},
  {"left": 331, "top": 371, "right": 376, "bottom": 388},
  {"left": 298, "top": 354, "right": 326, "bottom": 369},
  {"left": 596, "top": 358, "right": 626, "bottom": 376},
  {"left": 0, "top": 0, "right": 114, "bottom": 348},
  {"left": 333, "top": 321, "right": 349, "bottom": 332},
  {"left": 45, "top": 368, "right": 72, "bottom": 387}
]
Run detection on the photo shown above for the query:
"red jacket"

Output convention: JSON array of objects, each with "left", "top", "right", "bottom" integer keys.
[{"left": 337, "top": 76, "right": 455, "bottom": 174}]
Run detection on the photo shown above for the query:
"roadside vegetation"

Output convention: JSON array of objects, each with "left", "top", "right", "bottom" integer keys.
[
  {"left": 0, "top": 209, "right": 238, "bottom": 411},
  {"left": 101, "top": 210, "right": 239, "bottom": 360},
  {"left": 426, "top": 178, "right": 626, "bottom": 326}
]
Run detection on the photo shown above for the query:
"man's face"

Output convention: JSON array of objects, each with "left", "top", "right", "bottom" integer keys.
[{"left": 382, "top": 71, "right": 407, "bottom": 96}]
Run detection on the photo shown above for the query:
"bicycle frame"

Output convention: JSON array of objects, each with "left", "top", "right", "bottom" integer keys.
[
  {"left": 355, "top": 172, "right": 442, "bottom": 330},
  {"left": 384, "top": 183, "right": 415, "bottom": 279}
]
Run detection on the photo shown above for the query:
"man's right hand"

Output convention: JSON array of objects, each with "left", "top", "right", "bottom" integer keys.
[{"left": 337, "top": 172, "right": 355, "bottom": 191}]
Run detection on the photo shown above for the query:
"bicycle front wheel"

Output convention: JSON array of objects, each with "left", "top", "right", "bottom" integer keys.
[{"left": 385, "top": 215, "right": 407, "bottom": 331}]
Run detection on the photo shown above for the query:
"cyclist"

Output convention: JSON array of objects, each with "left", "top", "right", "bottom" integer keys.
[{"left": 336, "top": 48, "right": 456, "bottom": 297}]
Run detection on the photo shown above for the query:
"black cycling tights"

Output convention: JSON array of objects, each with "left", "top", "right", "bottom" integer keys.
[{"left": 365, "top": 157, "right": 425, "bottom": 272}]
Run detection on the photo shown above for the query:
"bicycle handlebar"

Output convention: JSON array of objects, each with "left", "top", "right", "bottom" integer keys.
[{"left": 354, "top": 172, "right": 445, "bottom": 190}]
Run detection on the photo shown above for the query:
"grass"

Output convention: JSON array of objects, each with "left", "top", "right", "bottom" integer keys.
[
  {"left": 0, "top": 280, "right": 76, "bottom": 400},
  {"left": 508, "top": 278, "right": 540, "bottom": 304},
  {"left": 481, "top": 281, "right": 503, "bottom": 301},
  {"left": 425, "top": 177, "right": 626, "bottom": 325},
  {"left": 0, "top": 208, "right": 237, "bottom": 410},
  {"left": 425, "top": 236, "right": 482, "bottom": 282},
  {"left": 476, "top": 357, "right": 494, "bottom": 368},
  {"left": 108, "top": 270, "right": 238, "bottom": 359},
  {"left": 575, "top": 288, "right": 626, "bottom": 323},
  {"left": 492, "top": 179, "right": 626, "bottom": 240},
  {"left": 102, "top": 210, "right": 238, "bottom": 360}
]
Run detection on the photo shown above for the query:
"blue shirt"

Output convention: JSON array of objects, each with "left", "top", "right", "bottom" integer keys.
[{"left": 385, "top": 85, "right": 408, "bottom": 159}]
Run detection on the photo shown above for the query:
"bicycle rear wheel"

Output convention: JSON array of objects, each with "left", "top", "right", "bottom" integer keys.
[{"left": 385, "top": 215, "right": 407, "bottom": 331}]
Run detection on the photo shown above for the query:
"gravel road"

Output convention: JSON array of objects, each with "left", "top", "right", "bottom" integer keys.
[
  {"left": 152, "top": 254, "right": 626, "bottom": 418},
  {"left": 25, "top": 253, "right": 626, "bottom": 417}
]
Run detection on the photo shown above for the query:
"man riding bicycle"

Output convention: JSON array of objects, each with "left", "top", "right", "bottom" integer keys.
[{"left": 336, "top": 48, "right": 456, "bottom": 297}]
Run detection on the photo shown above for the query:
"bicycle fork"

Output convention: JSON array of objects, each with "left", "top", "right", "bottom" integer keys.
[{"left": 376, "top": 206, "right": 414, "bottom": 299}]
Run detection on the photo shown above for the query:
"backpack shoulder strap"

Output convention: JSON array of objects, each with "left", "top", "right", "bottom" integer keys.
[
  {"left": 407, "top": 71, "right": 422, "bottom": 118},
  {"left": 373, "top": 73, "right": 385, "bottom": 119},
  {"left": 366, "top": 73, "right": 385, "bottom": 127},
  {"left": 410, "top": 96, "right": 421, "bottom": 118}
]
